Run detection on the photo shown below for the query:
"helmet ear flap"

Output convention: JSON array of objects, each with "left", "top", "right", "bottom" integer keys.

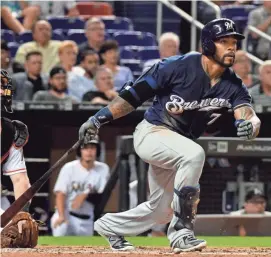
[{"left": 202, "top": 37, "right": 216, "bottom": 56}]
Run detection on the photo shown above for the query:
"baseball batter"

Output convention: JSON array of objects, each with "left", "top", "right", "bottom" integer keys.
[
  {"left": 79, "top": 18, "right": 261, "bottom": 253},
  {"left": 1, "top": 69, "right": 39, "bottom": 248},
  {"left": 51, "top": 137, "right": 110, "bottom": 236}
]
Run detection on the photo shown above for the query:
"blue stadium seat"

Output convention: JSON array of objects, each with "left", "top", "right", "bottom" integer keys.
[
  {"left": 1, "top": 30, "right": 15, "bottom": 43},
  {"left": 7, "top": 42, "right": 19, "bottom": 58},
  {"left": 101, "top": 17, "right": 133, "bottom": 31},
  {"left": 17, "top": 30, "right": 64, "bottom": 44},
  {"left": 233, "top": 16, "right": 249, "bottom": 33},
  {"left": 221, "top": 5, "right": 256, "bottom": 19},
  {"left": 137, "top": 46, "right": 160, "bottom": 61},
  {"left": 67, "top": 29, "right": 87, "bottom": 45},
  {"left": 48, "top": 17, "right": 85, "bottom": 30},
  {"left": 114, "top": 31, "right": 157, "bottom": 47},
  {"left": 17, "top": 31, "right": 33, "bottom": 44},
  {"left": 120, "top": 59, "right": 142, "bottom": 77},
  {"left": 119, "top": 47, "right": 136, "bottom": 60}
]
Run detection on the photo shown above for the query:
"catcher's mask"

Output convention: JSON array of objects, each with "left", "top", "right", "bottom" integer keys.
[
  {"left": 1, "top": 69, "right": 14, "bottom": 113},
  {"left": 76, "top": 135, "right": 101, "bottom": 159}
]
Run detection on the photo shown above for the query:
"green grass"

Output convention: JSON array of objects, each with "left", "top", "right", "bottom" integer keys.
[{"left": 39, "top": 236, "right": 271, "bottom": 247}]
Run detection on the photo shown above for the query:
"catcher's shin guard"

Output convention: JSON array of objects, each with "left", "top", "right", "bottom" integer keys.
[{"left": 173, "top": 186, "right": 200, "bottom": 231}]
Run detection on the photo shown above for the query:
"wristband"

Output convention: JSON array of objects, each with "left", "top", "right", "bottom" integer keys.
[
  {"left": 93, "top": 107, "right": 113, "bottom": 126},
  {"left": 234, "top": 119, "right": 245, "bottom": 128}
]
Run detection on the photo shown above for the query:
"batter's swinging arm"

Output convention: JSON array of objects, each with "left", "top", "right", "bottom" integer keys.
[{"left": 1, "top": 140, "right": 82, "bottom": 228}]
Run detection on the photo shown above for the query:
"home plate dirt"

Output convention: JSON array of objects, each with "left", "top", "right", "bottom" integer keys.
[{"left": 2, "top": 246, "right": 271, "bottom": 257}]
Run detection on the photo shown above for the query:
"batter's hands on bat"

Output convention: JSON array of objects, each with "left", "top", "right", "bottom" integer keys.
[
  {"left": 79, "top": 117, "right": 99, "bottom": 143},
  {"left": 53, "top": 216, "right": 67, "bottom": 228},
  {"left": 235, "top": 119, "right": 254, "bottom": 140}
]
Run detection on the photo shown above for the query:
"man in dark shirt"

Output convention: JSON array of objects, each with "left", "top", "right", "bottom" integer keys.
[
  {"left": 77, "top": 17, "right": 105, "bottom": 63},
  {"left": 12, "top": 51, "right": 48, "bottom": 101}
]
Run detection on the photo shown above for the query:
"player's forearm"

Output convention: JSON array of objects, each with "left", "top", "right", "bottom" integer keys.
[
  {"left": 108, "top": 96, "right": 135, "bottom": 119},
  {"left": 55, "top": 192, "right": 66, "bottom": 218},
  {"left": 234, "top": 106, "right": 261, "bottom": 139},
  {"left": 11, "top": 173, "right": 31, "bottom": 200}
]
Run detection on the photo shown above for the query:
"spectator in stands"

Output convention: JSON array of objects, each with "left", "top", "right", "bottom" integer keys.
[
  {"left": 27, "top": 1, "right": 79, "bottom": 19},
  {"left": 232, "top": 50, "right": 259, "bottom": 88},
  {"left": 83, "top": 67, "right": 117, "bottom": 105},
  {"left": 12, "top": 51, "right": 48, "bottom": 101},
  {"left": 143, "top": 32, "right": 180, "bottom": 72},
  {"left": 1, "top": 1, "right": 38, "bottom": 34},
  {"left": 1, "top": 41, "right": 13, "bottom": 75},
  {"left": 78, "top": 18, "right": 105, "bottom": 62},
  {"left": 99, "top": 40, "right": 134, "bottom": 91},
  {"left": 249, "top": 60, "right": 271, "bottom": 105},
  {"left": 230, "top": 189, "right": 271, "bottom": 236},
  {"left": 248, "top": 0, "right": 271, "bottom": 60},
  {"left": 70, "top": 50, "right": 99, "bottom": 101},
  {"left": 32, "top": 66, "right": 75, "bottom": 102},
  {"left": 15, "top": 20, "right": 61, "bottom": 74},
  {"left": 50, "top": 137, "right": 109, "bottom": 236},
  {"left": 58, "top": 40, "right": 78, "bottom": 73}
]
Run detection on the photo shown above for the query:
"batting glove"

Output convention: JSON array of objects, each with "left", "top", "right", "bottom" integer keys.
[
  {"left": 79, "top": 116, "right": 100, "bottom": 143},
  {"left": 235, "top": 119, "right": 254, "bottom": 140}
]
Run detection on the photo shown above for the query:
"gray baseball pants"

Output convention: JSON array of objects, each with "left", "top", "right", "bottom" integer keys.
[{"left": 95, "top": 119, "right": 205, "bottom": 244}]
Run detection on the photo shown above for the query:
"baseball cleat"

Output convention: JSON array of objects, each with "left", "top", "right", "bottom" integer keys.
[
  {"left": 94, "top": 220, "right": 135, "bottom": 251},
  {"left": 171, "top": 234, "right": 207, "bottom": 253},
  {"left": 108, "top": 236, "right": 135, "bottom": 251}
]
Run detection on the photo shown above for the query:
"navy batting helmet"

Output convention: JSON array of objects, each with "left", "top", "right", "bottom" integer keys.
[{"left": 201, "top": 18, "right": 245, "bottom": 56}]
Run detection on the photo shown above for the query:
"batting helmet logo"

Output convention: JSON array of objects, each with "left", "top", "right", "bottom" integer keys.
[{"left": 201, "top": 18, "right": 245, "bottom": 56}]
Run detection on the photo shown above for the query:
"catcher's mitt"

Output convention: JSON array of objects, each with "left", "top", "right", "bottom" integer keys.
[{"left": 1, "top": 212, "right": 39, "bottom": 248}]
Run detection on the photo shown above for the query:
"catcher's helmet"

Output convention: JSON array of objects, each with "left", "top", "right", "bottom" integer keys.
[
  {"left": 201, "top": 18, "right": 245, "bottom": 56},
  {"left": 76, "top": 135, "right": 101, "bottom": 159},
  {"left": 1, "top": 69, "right": 14, "bottom": 113}
]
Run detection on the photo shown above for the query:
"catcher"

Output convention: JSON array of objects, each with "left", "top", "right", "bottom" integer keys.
[{"left": 1, "top": 69, "right": 39, "bottom": 248}]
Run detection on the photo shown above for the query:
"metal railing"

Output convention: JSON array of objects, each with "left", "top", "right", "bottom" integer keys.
[
  {"left": 243, "top": 25, "right": 271, "bottom": 59},
  {"left": 201, "top": 0, "right": 221, "bottom": 19},
  {"left": 156, "top": 0, "right": 204, "bottom": 51}
]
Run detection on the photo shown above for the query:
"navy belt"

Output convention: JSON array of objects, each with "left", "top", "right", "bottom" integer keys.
[{"left": 69, "top": 211, "right": 91, "bottom": 220}]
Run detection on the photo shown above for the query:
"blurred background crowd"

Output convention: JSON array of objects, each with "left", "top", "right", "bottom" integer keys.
[{"left": 1, "top": 0, "right": 271, "bottom": 237}]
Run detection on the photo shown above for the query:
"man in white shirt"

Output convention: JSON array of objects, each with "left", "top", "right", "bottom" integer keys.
[
  {"left": 230, "top": 189, "right": 271, "bottom": 216},
  {"left": 50, "top": 137, "right": 110, "bottom": 236}
]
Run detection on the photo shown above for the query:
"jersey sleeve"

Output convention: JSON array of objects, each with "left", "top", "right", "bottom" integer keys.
[
  {"left": 95, "top": 164, "right": 110, "bottom": 194},
  {"left": 53, "top": 164, "right": 71, "bottom": 194},
  {"left": 137, "top": 56, "right": 183, "bottom": 91},
  {"left": 2, "top": 146, "right": 27, "bottom": 176},
  {"left": 231, "top": 84, "right": 252, "bottom": 110}
]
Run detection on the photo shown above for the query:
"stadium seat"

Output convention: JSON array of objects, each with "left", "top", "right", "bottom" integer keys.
[
  {"left": 221, "top": 5, "right": 256, "bottom": 19},
  {"left": 76, "top": 2, "right": 113, "bottom": 16},
  {"left": 137, "top": 46, "right": 160, "bottom": 61},
  {"left": 233, "top": 16, "right": 249, "bottom": 33},
  {"left": 101, "top": 17, "right": 134, "bottom": 31},
  {"left": 119, "top": 47, "right": 136, "bottom": 60},
  {"left": 67, "top": 30, "right": 87, "bottom": 45},
  {"left": 1, "top": 30, "right": 15, "bottom": 43},
  {"left": 47, "top": 17, "right": 85, "bottom": 30},
  {"left": 114, "top": 31, "right": 157, "bottom": 47},
  {"left": 120, "top": 59, "right": 142, "bottom": 78},
  {"left": 17, "top": 30, "right": 64, "bottom": 44},
  {"left": 7, "top": 42, "right": 19, "bottom": 58}
]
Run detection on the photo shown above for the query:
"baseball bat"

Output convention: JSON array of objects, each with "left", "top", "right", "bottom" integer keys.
[{"left": 1, "top": 140, "right": 81, "bottom": 228}]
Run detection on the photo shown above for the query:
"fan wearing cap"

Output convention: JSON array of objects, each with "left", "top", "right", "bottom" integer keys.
[
  {"left": 32, "top": 66, "right": 77, "bottom": 102},
  {"left": 50, "top": 136, "right": 110, "bottom": 236},
  {"left": 231, "top": 189, "right": 271, "bottom": 216}
]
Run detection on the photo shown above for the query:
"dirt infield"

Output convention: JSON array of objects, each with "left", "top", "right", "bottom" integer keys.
[{"left": 2, "top": 246, "right": 271, "bottom": 257}]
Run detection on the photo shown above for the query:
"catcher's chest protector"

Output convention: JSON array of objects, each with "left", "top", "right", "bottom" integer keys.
[{"left": 1, "top": 117, "right": 15, "bottom": 163}]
